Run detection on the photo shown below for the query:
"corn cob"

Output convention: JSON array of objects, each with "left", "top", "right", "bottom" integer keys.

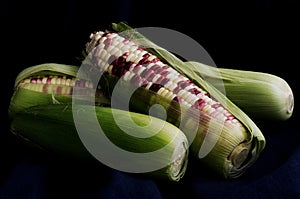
[
  {"left": 9, "top": 63, "right": 189, "bottom": 182},
  {"left": 184, "top": 61, "right": 294, "bottom": 121},
  {"left": 83, "top": 22, "right": 266, "bottom": 178},
  {"left": 8, "top": 63, "right": 110, "bottom": 118}
]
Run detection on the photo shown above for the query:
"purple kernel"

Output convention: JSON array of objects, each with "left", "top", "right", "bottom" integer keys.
[
  {"left": 144, "top": 70, "right": 155, "bottom": 80},
  {"left": 104, "top": 38, "right": 112, "bottom": 49},
  {"left": 30, "top": 78, "right": 37, "bottom": 83},
  {"left": 155, "top": 75, "right": 165, "bottom": 84},
  {"left": 46, "top": 78, "right": 52, "bottom": 84},
  {"left": 189, "top": 88, "right": 201, "bottom": 95},
  {"left": 143, "top": 53, "right": 150, "bottom": 58},
  {"left": 160, "top": 70, "right": 169, "bottom": 76},
  {"left": 151, "top": 58, "right": 160, "bottom": 63},
  {"left": 123, "top": 39, "right": 129, "bottom": 44},
  {"left": 132, "top": 65, "right": 141, "bottom": 73},
  {"left": 160, "top": 78, "right": 169, "bottom": 86},
  {"left": 150, "top": 64, "right": 161, "bottom": 72},
  {"left": 147, "top": 73, "right": 156, "bottom": 81},
  {"left": 149, "top": 83, "right": 162, "bottom": 92},
  {"left": 211, "top": 103, "right": 221, "bottom": 109},
  {"left": 173, "top": 86, "right": 182, "bottom": 94},
  {"left": 131, "top": 74, "right": 142, "bottom": 85},
  {"left": 140, "top": 68, "right": 148, "bottom": 78}
]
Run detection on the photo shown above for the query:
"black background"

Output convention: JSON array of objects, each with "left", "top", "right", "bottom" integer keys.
[{"left": 1, "top": 0, "right": 299, "bottom": 198}]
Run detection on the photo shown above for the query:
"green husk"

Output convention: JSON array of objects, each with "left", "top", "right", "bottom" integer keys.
[
  {"left": 8, "top": 63, "right": 110, "bottom": 118},
  {"left": 184, "top": 61, "right": 294, "bottom": 121},
  {"left": 9, "top": 63, "right": 189, "bottom": 182},
  {"left": 111, "top": 21, "right": 266, "bottom": 178},
  {"left": 10, "top": 104, "right": 188, "bottom": 181}
]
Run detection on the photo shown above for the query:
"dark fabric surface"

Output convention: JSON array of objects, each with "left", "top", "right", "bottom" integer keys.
[{"left": 2, "top": 0, "right": 299, "bottom": 198}]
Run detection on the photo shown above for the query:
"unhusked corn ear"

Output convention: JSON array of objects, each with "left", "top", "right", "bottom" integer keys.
[
  {"left": 83, "top": 22, "right": 266, "bottom": 178},
  {"left": 8, "top": 63, "right": 109, "bottom": 118},
  {"left": 185, "top": 61, "right": 294, "bottom": 121},
  {"left": 10, "top": 104, "right": 188, "bottom": 181},
  {"left": 9, "top": 64, "right": 189, "bottom": 182}
]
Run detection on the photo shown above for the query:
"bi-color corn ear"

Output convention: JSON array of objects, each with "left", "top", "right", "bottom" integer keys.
[
  {"left": 8, "top": 63, "right": 109, "bottom": 118},
  {"left": 184, "top": 61, "right": 294, "bottom": 121},
  {"left": 83, "top": 22, "right": 266, "bottom": 178},
  {"left": 9, "top": 63, "right": 189, "bottom": 182}
]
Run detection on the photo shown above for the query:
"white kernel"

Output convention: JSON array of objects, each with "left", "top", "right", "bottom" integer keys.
[
  {"left": 104, "top": 52, "right": 111, "bottom": 62},
  {"left": 152, "top": 74, "right": 161, "bottom": 83},
  {"left": 56, "top": 78, "right": 61, "bottom": 85},
  {"left": 99, "top": 36, "right": 107, "bottom": 44},
  {"left": 202, "top": 105, "right": 210, "bottom": 113},
  {"left": 217, "top": 106, "right": 224, "bottom": 112},
  {"left": 66, "top": 79, "right": 71, "bottom": 87},
  {"left": 146, "top": 63, "right": 155, "bottom": 69},
  {"left": 186, "top": 94, "right": 196, "bottom": 104},
  {"left": 146, "top": 82, "right": 152, "bottom": 90},
  {"left": 127, "top": 72, "right": 135, "bottom": 81},
  {"left": 110, "top": 47, "right": 119, "bottom": 56},
  {"left": 232, "top": 119, "right": 239, "bottom": 123},
  {"left": 103, "top": 63, "right": 110, "bottom": 72},
  {"left": 177, "top": 90, "right": 186, "bottom": 98},
  {"left": 165, "top": 91, "right": 174, "bottom": 99},
  {"left": 184, "top": 85, "right": 194, "bottom": 91},
  {"left": 61, "top": 78, "right": 66, "bottom": 85},
  {"left": 51, "top": 77, "right": 56, "bottom": 85},
  {"left": 122, "top": 71, "right": 130, "bottom": 81},
  {"left": 140, "top": 50, "right": 147, "bottom": 57},
  {"left": 115, "top": 50, "right": 122, "bottom": 57},
  {"left": 216, "top": 114, "right": 226, "bottom": 122},
  {"left": 183, "top": 101, "right": 192, "bottom": 107},
  {"left": 207, "top": 107, "right": 215, "bottom": 115},
  {"left": 182, "top": 92, "right": 190, "bottom": 101},
  {"left": 161, "top": 89, "right": 170, "bottom": 97},
  {"left": 108, "top": 65, "right": 113, "bottom": 75},
  {"left": 126, "top": 53, "right": 135, "bottom": 62},
  {"left": 98, "top": 49, "right": 106, "bottom": 60},
  {"left": 106, "top": 45, "right": 115, "bottom": 53},
  {"left": 70, "top": 79, "right": 76, "bottom": 87},
  {"left": 121, "top": 44, "right": 130, "bottom": 51},
  {"left": 157, "top": 87, "right": 165, "bottom": 95},
  {"left": 129, "top": 45, "right": 138, "bottom": 52},
  {"left": 94, "top": 34, "right": 101, "bottom": 41},
  {"left": 111, "top": 39, "right": 120, "bottom": 48},
  {"left": 97, "top": 59, "right": 105, "bottom": 69},
  {"left": 166, "top": 73, "right": 176, "bottom": 80},
  {"left": 148, "top": 54, "right": 157, "bottom": 61},
  {"left": 98, "top": 43, "right": 105, "bottom": 50},
  {"left": 155, "top": 62, "right": 165, "bottom": 67},
  {"left": 172, "top": 77, "right": 184, "bottom": 84},
  {"left": 137, "top": 67, "right": 146, "bottom": 75},
  {"left": 42, "top": 77, "right": 47, "bottom": 84},
  {"left": 116, "top": 36, "right": 124, "bottom": 43},
  {"left": 117, "top": 42, "right": 124, "bottom": 50}
]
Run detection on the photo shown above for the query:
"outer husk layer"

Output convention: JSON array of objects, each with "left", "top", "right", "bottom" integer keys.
[
  {"left": 111, "top": 22, "right": 266, "bottom": 178},
  {"left": 9, "top": 63, "right": 189, "bottom": 182},
  {"left": 185, "top": 61, "right": 294, "bottom": 121}
]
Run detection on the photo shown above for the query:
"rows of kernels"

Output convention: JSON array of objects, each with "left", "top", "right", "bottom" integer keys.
[
  {"left": 87, "top": 32, "right": 244, "bottom": 128},
  {"left": 19, "top": 76, "right": 94, "bottom": 96}
]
